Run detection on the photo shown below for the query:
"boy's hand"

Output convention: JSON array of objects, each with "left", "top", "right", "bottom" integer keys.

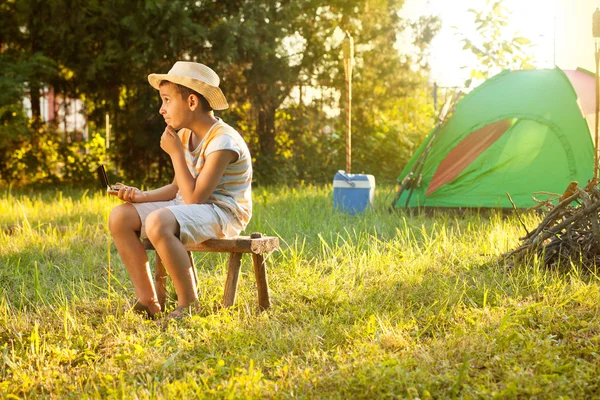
[
  {"left": 160, "top": 125, "right": 183, "bottom": 156},
  {"left": 110, "top": 183, "right": 147, "bottom": 203}
]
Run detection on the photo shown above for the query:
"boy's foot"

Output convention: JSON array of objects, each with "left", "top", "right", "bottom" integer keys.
[
  {"left": 165, "top": 306, "right": 190, "bottom": 321},
  {"left": 162, "top": 301, "right": 201, "bottom": 323},
  {"left": 125, "top": 298, "right": 161, "bottom": 320}
]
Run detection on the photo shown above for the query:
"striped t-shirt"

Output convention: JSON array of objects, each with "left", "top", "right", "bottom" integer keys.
[{"left": 175, "top": 119, "right": 252, "bottom": 229}]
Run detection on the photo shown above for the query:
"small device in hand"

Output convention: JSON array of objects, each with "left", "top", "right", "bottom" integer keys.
[{"left": 96, "top": 165, "right": 121, "bottom": 193}]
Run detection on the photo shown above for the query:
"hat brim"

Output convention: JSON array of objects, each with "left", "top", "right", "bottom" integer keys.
[{"left": 148, "top": 73, "right": 229, "bottom": 110}]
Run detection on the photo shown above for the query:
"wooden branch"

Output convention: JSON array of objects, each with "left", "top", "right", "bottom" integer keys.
[
  {"left": 506, "top": 192, "right": 529, "bottom": 236},
  {"left": 532, "top": 200, "right": 600, "bottom": 246},
  {"left": 522, "top": 190, "right": 581, "bottom": 240},
  {"left": 504, "top": 184, "right": 600, "bottom": 268}
]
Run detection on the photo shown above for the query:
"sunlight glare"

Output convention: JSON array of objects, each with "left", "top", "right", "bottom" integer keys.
[{"left": 402, "top": 0, "right": 596, "bottom": 87}]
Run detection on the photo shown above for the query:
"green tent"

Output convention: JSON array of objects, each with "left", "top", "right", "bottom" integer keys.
[{"left": 394, "top": 68, "right": 595, "bottom": 209}]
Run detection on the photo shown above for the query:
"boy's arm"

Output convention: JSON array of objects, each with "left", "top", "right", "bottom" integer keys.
[
  {"left": 139, "top": 178, "right": 179, "bottom": 202},
  {"left": 113, "top": 178, "right": 178, "bottom": 203},
  {"left": 171, "top": 150, "right": 236, "bottom": 204}
]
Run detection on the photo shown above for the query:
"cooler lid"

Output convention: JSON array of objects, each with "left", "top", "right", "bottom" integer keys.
[{"left": 333, "top": 170, "right": 376, "bottom": 187}]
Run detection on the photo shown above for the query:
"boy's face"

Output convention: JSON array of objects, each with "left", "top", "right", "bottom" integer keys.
[{"left": 159, "top": 82, "right": 192, "bottom": 130}]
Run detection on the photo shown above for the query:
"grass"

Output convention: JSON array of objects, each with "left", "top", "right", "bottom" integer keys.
[{"left": 1, "top": 184, "right": 600, "bottom": 398}]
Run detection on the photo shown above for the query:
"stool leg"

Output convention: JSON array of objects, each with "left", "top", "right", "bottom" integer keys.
[
  {"left": 252, "top": 253, "right": 271, "bottom": 310},
  {"left": 223, "top": 252, "right": 242, "bottom": 308},
  {"left": 155, "top": 254, "right": 167, "bottom": 311},
  {"left": 187, "top": 251, "right": 197, "bottom": 289}
]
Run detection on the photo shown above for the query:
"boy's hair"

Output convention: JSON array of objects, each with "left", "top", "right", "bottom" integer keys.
[{"left": 159, "top": 80, "right": 213, "bottom": 112}]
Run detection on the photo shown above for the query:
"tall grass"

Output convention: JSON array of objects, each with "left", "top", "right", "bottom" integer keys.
[{"left": 1, "top": 185, "right": 599, "bottom": 398}]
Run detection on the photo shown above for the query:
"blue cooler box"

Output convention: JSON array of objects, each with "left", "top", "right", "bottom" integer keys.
[{"left": 333, "top": 170, "right": 376, "bottom": 214}]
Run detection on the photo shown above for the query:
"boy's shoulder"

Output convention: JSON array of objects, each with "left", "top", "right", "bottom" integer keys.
[
  {"left": 213, "top": 120, "right": 241, "bottom": 138},
  {"left": 212, "top": 121, "right": 249, "bottom": 148}
]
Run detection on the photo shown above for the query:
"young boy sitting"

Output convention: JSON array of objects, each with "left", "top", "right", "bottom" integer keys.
[{"left": 108, "top": 61, "right": 252, "bottom": 320}]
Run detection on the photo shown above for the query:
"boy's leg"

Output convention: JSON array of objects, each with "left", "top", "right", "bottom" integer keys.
[
  {"left": 145, "top": 209, "right": 197, "bottom": 307},
  {"left": 109, "top": 203, "right": 161, "bottom": 314}
]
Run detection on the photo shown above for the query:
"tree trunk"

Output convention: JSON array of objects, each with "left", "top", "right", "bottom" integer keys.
[
  {"left": 30, "top": 84, "right": 42, "bottom": 124},
  {"left": 257, "top": 104, "right": 276, "bottom": 159},
  {"left": 28, "top": 0, "right": 43, "bottom": 127}
]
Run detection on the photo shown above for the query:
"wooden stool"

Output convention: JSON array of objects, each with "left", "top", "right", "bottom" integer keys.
[{"left": 143, "top": 232, "right": 279, "bottom": 311}]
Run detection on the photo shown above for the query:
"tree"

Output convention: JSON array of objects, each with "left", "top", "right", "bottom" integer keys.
[
  {"left": 1, "top": 0, "right": 209, "bottom": 184},
  {"left": 337, "top": 1, "right": 440, "bottom": 181},
  {"left": 202, "top": 0, "right": 440, "bottom": 183},
  {"left": 458, "top": 0, "right": 535, "bottom": 88},
  {"left": 1, "top": 0, "right": 441, "bottom": 186}
]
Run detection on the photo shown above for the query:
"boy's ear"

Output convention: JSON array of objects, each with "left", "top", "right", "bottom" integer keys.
[
  {"left": 188, "top": 94, "right": 198, "bottom": 111},
  {"left": 188, "top": 94, "right": 204, "bottom": 112}
]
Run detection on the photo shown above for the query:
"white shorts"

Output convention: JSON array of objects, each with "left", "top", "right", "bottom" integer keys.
[{"left": 132, "top": 200, "right": 242, "bottom": 245}]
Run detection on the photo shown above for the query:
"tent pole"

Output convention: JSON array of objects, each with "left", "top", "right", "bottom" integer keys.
[
  {"left": 593, "top": 9, "right": 600, "bottom": 180},
  {"left": 594, "top": 39, "right": 600, "bottom": 179}
]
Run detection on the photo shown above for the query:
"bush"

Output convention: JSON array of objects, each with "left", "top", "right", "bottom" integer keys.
[{"left": 0, "top": 119, "right": 107, "bottom": 187}]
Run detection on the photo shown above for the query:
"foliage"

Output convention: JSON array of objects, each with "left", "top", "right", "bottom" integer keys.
[
  {"left": 0, "top": 123, "right": 107, "bottom": 186},
  {"left": 0, "top": 123, "right": 61, "bottom": 186},
  {"left": 268, "top": 87, "right": 436, "bottom": 184},
  {"left": 341, "top": 3, "right": 439, "bottom": 181},
  {"left": 348, "top": 88, "right": 435, "bottom": 181},
  {"left": 226, "top": 0, "right": 439, "bottom": 184},
  {"left": 458, "top": 0, "right": 535, "bottom": 88},
  {"left": 1, "top": 0, "right": 440, "bottom": 186},
  {"left": 57, "top": 133, "right": 108, "bottom": 185},
  {"left": 1, "top": 186, "right": 600, "bottom": 397},
  {"left": 270, "top": 104, "right": 343, "bottom": 183}
]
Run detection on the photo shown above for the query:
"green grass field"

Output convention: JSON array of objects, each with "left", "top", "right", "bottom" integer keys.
[{"left": 1, "top": 185, "right": 599, "bottom": 398}]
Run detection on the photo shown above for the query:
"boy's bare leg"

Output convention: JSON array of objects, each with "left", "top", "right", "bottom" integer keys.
[
  {"left": 145, "top": 209, "right": 197, "bottom": 307},
  {"left": 109, "top": 204, "right": 161, "bottom": 314}
]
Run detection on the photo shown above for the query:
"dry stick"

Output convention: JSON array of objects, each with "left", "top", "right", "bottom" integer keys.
[
  {"left": 506, "top": 196, "right": 600, "bottom": 260},
  {"left": 503, "top": 243, "right": 530, "bottom": 260},
  {"left": 532, "top": 200, "right": 600, "bottom": 246},
  {"left": 578, "top": 191, "right": 599, "bottom": 238},
  {"left": 579, "top": 189, "right": 593, "bottom": 206},
  {"left": 505, "top": 186, "right": 600, "bottom": 263},
  {"left": 506, "top": 192, "right": 529, "bottom": 237},
  {"left": 535, "top": 189, "right": 580, "bottom": 221},
  {"left": 508, "top": 222, "right": 567, "bottom": 261},
  {"left": 522, "top": 190, "right": 582, "bottom": 240},
  {"left": 528, "top": 195, "right": 561, "bottom": 213},
  {"left": 564, "top": 224, "right": 597, "bottom": 264},
  {"left": 520, "top": 208, "right": 564, "bottom": 241},
  {"left": 528, "top": 199, "right": 552, "bottom": 211},
  {"left": 532, "top": 191, "right": 561, "bottom": 197},
  {"left": 581, "top": 190, "right": 600, "bottom": 249}
]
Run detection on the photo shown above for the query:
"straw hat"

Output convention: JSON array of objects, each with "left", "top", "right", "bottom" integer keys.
[{"left": 148, "top": 61, "right": 228, "bottom": 110}]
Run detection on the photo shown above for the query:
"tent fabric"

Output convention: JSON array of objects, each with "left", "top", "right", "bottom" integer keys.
[
  {"left": 427, "top": 119, "right": 511, "bottom": 196},
  {"left": 395, "top": 68, "right": 595, "bottom": 209},
  {"left": 564, "top": 69, "right": 596, "bottom": 139}
]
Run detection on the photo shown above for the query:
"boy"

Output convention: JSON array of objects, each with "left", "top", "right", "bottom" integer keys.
[{"left": 108, "top": 61, "right": 252, "bottom": 320}]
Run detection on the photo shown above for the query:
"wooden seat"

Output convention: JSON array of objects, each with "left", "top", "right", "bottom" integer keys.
[{"left": 143, "top": 232, "right": 278, "bottom": 311}]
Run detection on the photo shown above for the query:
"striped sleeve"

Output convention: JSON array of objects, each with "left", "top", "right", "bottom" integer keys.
[{"left": 196, "top": 123, "right": 253, "bottom": 228}]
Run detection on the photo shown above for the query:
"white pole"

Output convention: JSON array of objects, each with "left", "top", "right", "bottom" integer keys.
[
  {"left": 343, "top": 32, "right": 354, "bottom": 174},
  {"left": 105, "top": 112, "right": 110, "bottom": 149}
]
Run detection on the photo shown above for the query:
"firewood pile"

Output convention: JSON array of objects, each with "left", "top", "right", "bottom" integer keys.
[{"left": 504, "top": 181, "right": 600, "bottom": 269}]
